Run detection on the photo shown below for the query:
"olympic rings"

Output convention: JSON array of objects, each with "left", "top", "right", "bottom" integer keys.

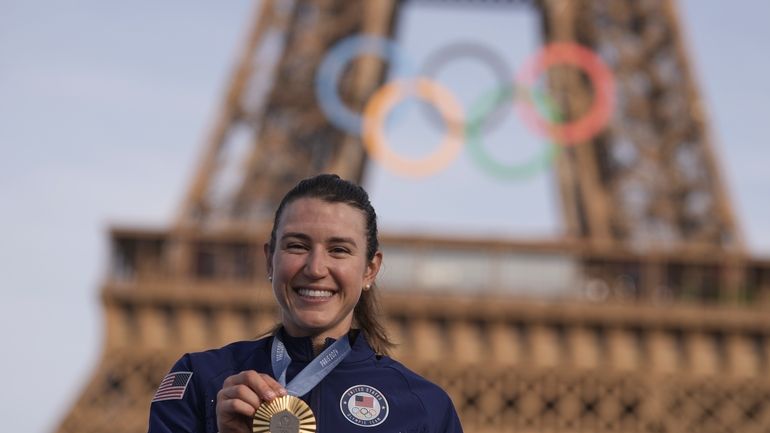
[
  {"left": 314, "top": 35, "right": 617, "bottom": 178},
  {"left": 466, "top": 85, "right": 561, "bottom": 180},
  {"left": 362, "top": 78, "right": 464, "bottom": 178},
  {"left": 419, "top": 41, "right": 513, "bottom": 133},
  {"left": 351, "top": 407, "right": 373, "bottom": 418},
  {"left": 315, "top": 35, "right": 412, "bottom": 136},
  {"left": 515, "top": 42, "right": 615, "bottom": 146}
]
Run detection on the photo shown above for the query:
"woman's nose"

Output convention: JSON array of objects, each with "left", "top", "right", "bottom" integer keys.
[{"left": 303, "top": 249, "right": 329, "bottom": 278}]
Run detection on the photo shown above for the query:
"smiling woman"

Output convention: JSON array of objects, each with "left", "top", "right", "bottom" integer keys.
[
  {"left": 266, "top": 195, "right": 384, "bottom": 355},
  {"left": 147, "top": 174, "right": 463, "bottom": 433}
]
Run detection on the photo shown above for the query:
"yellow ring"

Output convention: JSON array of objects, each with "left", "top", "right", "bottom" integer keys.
[{"left": 362, "top": 78, "right": 464, "bottom": 177}]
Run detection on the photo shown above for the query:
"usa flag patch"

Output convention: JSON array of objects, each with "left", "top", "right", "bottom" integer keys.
[{"left": 152, "top": 371, "right": 193, "bottom": 402}]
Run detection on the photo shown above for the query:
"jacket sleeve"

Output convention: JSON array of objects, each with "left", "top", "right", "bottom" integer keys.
[
  {"left": 437, "top": 392, "right": 464, "bottom": 433},
  {"left": 441, "top": 401, "right": 463, "bottom": 433},
  {"left": 148, "top": 354, "right": 207, "bottom": 433}
]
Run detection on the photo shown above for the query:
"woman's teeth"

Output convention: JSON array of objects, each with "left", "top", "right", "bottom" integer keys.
[{"left": 297, "top": 288, "right": 334, "bottom": 298}]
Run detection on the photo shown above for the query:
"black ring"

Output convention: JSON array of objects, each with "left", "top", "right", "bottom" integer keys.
[{"left": 419, "top": 41, "right": 514, "bottom": 133}]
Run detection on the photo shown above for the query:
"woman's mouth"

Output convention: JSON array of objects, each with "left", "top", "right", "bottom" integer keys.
[{"left": 295, "top": 287, "right": 335, "bottom": 299}]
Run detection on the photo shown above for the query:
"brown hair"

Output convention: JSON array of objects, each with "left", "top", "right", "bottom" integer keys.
[{"left": 267, "top": 174, "right": 394, "bottom": 355}]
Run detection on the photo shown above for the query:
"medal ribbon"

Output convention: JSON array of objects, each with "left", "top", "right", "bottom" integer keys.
[{"left": 271, "top": 332, "right": 351, "bottom": 397}]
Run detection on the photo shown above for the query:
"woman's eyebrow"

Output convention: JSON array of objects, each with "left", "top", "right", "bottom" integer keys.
[
  {"left": 327, "top": 236, "right": 357, "bottom": 247},
  {"left": 281, "top": 232, "right": 311, "bottom": 241},
  {"left": 281, "top": 233, "right": 357, "bottom": 247}
]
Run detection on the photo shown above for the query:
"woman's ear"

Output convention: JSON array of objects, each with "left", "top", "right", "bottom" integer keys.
[
  {"left": 363, "top": 250, "right": 383, "bottom": 286},
  {"left": 263, "top": 242, "right": 273, "bottom": 278}
]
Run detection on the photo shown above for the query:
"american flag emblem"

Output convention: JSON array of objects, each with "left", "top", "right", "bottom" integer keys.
[
  {"left": 355, "top": 394, "right": 374, "bottom": 408},
  {"left": 341, "top": 385, "right": 388, "bottom": 426},
  {"left": 152, "top": 371, "right": 193, "bottom": 402}
]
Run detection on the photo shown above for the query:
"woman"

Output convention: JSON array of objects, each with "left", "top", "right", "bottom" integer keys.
[{"left": 148, "top": 174, "right": 463, "bottom": 433}]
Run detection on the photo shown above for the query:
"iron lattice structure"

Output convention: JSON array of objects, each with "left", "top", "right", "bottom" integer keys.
[{"left": 57, "top": 1, "right": 770, "bottom": 433}]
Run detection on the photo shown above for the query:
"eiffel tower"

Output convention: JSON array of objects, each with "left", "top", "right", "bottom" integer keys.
[{"left": 57, "top": 1, "right": 770, "bottom": 432}]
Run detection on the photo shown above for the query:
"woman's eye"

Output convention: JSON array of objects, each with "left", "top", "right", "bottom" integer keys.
[
  {"left": 286, "top": 243, "right": 306, "bottom": 250},
  {"left": 330, "top": 247, "right": 350, "bottom": 255}
]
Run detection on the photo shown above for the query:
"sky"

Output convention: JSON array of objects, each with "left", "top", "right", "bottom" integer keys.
[{"left": 1, "top": 1, "right": 768, "bottom": 432}]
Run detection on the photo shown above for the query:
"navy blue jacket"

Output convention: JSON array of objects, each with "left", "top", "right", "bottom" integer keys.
[{"left": 148, "top": 330, "right": 463, "bottom": 432}]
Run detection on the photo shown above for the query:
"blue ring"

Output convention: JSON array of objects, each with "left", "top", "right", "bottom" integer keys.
[{"left": 315, "top": 35, "right": 413, "bottom": 136}]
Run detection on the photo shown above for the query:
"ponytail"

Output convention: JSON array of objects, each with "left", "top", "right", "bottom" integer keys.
[{"left": 353, "top": 284, "right": 394, "bottom": 355}]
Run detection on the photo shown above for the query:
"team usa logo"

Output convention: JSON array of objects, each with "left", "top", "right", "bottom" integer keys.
[{"left": 340, "top": 385, "right": 389, "bottom": 427}]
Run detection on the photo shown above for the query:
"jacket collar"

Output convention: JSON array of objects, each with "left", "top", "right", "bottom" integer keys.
[{"left": 275, "top": 327, "right": 374, "bottom": 364}]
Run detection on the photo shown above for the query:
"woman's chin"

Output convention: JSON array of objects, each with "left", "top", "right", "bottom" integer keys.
[
  {"left": 288, "top": 313, "right": 352, "bottom": 337},
  {"left": 290, "top": 316, "right": 334, "bottom": 334}
]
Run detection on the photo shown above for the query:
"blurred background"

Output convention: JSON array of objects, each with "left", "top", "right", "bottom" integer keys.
[{"left": 1, "top": 1, "right": 769, "bottom": 432}]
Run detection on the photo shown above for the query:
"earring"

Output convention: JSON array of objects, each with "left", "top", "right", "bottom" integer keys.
[
  {"left": 268, "top": 275, "right": 273, "bottom": 281},
  {"left": 363, "top": 284, "right": 371, "bottom": 291}
]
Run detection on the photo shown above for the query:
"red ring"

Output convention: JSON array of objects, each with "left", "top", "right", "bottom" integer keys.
[{"left": 515, "top": 42, "right": 615, "bottom": 146}]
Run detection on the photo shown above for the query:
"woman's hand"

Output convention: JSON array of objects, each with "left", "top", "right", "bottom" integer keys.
[{"left": 215, "top": 371, "right": 287, "bottom": 433}]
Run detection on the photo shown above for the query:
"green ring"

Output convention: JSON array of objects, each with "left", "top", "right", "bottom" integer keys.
[{"left": 465, "top": 85, "right": 561, "bottom": 180}]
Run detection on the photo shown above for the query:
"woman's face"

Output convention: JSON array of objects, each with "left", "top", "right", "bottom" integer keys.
[{"left": 265, "top": 197, "right": 381, "bottom": 339}]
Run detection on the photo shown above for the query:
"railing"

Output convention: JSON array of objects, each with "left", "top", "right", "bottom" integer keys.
[{"left": 106, "top": 227, "right": 770, "bottom": 307}]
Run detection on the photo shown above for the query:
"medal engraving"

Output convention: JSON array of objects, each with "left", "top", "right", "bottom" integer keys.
[
  {"left": 253, "top": 395, "right": 316, "bottom": 433},
  {"left": 269, "top": 410, "right": 299, "bottom": 433}
]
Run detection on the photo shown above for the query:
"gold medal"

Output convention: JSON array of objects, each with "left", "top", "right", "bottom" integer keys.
[{"left": 253, "top": 395, "right": 316, "bottom": 433}]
